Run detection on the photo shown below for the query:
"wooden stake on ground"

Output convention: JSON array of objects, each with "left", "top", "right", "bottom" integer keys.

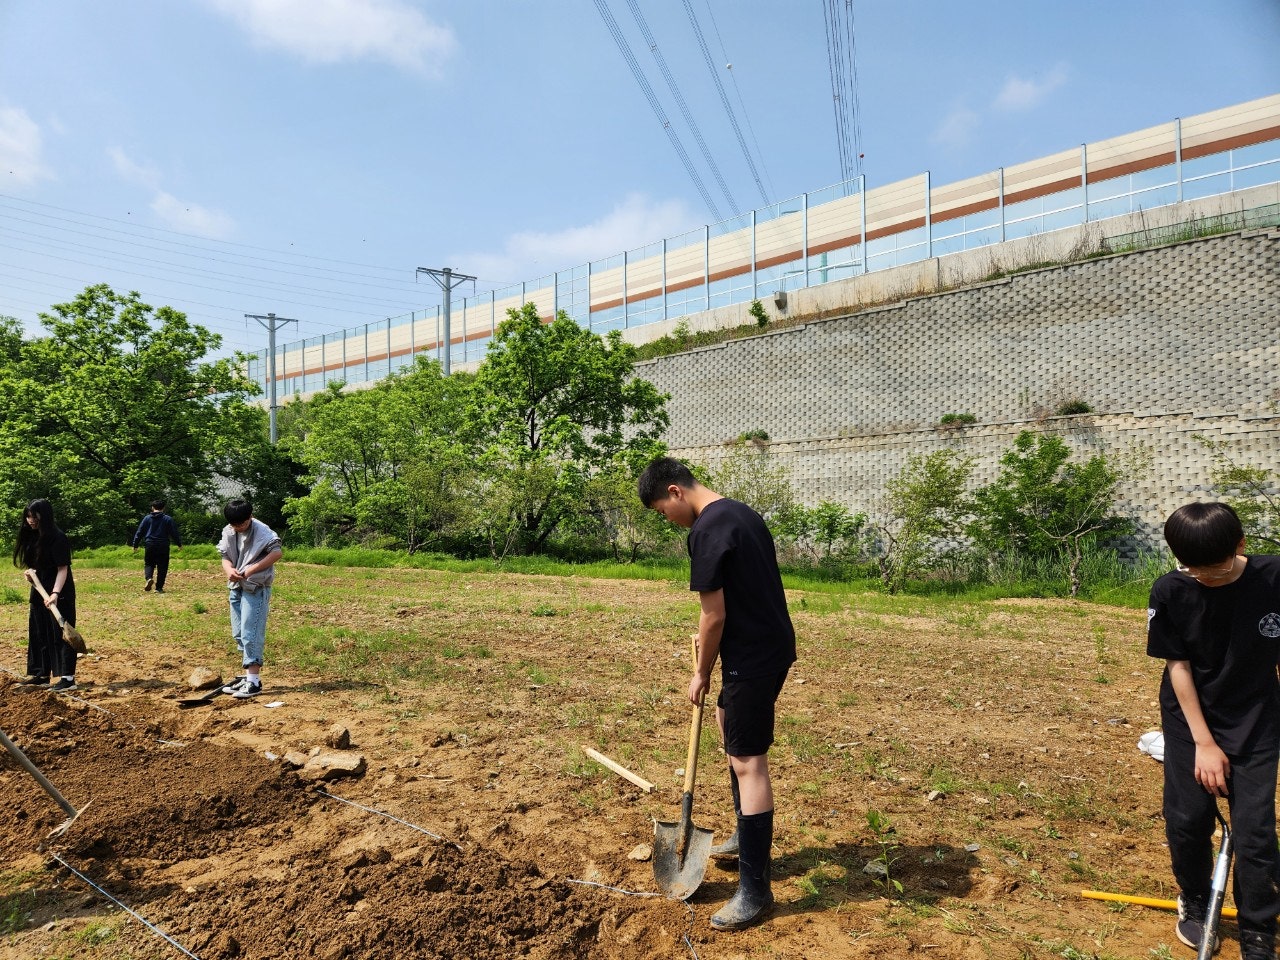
[{"left": 582, "top": 746, "right": 654, "bottom": 793}]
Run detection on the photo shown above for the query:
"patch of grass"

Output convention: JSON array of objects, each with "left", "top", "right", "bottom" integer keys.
[
  {"left": 76, "top": 918, "right": 121, "bottom": 944},
  {"left": 794, "top": 860, "right": 849, "bottom": 909}
]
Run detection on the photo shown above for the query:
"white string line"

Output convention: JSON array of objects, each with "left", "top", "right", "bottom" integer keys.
[
  {"left": 49, "top": 853, "right": 203, "bottom": 960},
  {"left": 12, "top": 674, "right": 698, "bottom": 958},
  {"left": 312, "top": 788, "right": 463, "bottom": 850}
]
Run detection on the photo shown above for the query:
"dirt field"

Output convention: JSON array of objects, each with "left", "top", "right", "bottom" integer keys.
[{"left": 0, "top": 561, "right": 1224, "bottom": 959}]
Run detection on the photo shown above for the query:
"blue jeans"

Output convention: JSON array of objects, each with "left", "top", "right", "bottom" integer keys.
[{"left": 228, "top": 586, "right": 271, "bottom": 668}]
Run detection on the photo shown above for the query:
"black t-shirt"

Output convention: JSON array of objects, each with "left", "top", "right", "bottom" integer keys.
[
  {"left": 688, "top": 498, "right": 797, "bottom": 681},
  {"left": 1147, "top": 554, "right": 1280, "bottom": 753},
  {"left": 24, "top": 530, "right": 75, "bottom": 599}
]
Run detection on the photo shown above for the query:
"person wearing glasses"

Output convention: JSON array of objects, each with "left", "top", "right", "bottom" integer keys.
[{"left": 1147, "top": 502, "right": 1280, "bottom": 960}]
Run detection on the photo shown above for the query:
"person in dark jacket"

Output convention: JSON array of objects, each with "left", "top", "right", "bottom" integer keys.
[
  {"left": 12, "top": 499, "right": 78, "bottom": 691},
  {"left": 131, "top": 499, "right": 182, "bottom": 593}
]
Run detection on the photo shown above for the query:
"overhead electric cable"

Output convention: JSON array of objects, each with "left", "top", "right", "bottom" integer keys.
[
  {"left": 0, "top": 193, "right": 426, "bottom": 279},
  {"left": 822, "top": 0, "right": 864, "bottom": 183},
  {"left": 680, "top": 0, "right": 770, "bottom": 206},
  {"left": 0, "top": 250, "right": 402, "bottom": 331},
  {"left": 700, "top": 0, "right": 776, "bottom": 200},
  {"left": 1, "top": 225, "right": 420, "bottom": 311},
  {"left": 0, "top": 203, "right": 423, "bottom": 295},
  {"left": 623, "top": 0, "right": 739, "bottom": 215},
  {"left": 592, "top": 0, "right": 723, "bottom": 221}
]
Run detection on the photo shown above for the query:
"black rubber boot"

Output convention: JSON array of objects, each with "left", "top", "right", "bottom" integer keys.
[
  {"left": 1240, "top": 921, "right": 1276, "bottom": 960},
  {"left": 709, "top": 766, "right": 741, "bottom": 861},
  {"left": 710, "top": 810, "right": 774, "bottom": 931}
]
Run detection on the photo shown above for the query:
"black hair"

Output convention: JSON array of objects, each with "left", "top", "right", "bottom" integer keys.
[
  {"left": 223, "top": 499, "right": 253, "bottom": 525},
  {"left": 1163, "top": 502, "right": 1244, "bottom": 567},
  {"left": 12, "top": 499, "right": 60, "bottom": 569},
  {"left": 151, "top": 499, "right": 166, "bottom": 511},
  {"left": 637, "top": 456, "right": 696, "bottom": 507}
]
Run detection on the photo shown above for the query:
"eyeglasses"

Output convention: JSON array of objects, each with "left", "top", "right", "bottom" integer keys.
[{"left": 1176, "top": 556, "right": 1237, "bottom": 580}]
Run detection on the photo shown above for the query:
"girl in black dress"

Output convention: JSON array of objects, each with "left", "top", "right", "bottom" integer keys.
[{"left": 12, "top": 499, "right": 77, "bottom": 691}]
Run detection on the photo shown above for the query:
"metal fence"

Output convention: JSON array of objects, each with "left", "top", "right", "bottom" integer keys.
[{"left": 247, "top": 97, "right": 1280, "bottom": 397}]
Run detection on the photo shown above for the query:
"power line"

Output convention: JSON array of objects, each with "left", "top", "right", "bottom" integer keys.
[
  {"left": 0, "top": 193, "right": 426, "bottom": 280},
  {"left": 680, "top": 0, "right": 770, "bottom": 207},
  {"left": 623, "top": 0, "right": 738, "bottom": 215},
  {"left": 823, "top": 0, "right": 865, "bottom": 183},
  {"left": 592, "top": 0, "right": 724, "bottom": 221},
  {"left": 700, "top": 0, "right": 776, "bottom": 201}
]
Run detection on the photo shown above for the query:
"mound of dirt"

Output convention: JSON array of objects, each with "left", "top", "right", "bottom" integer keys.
[{"left": 0, "top": 678, "right": 689, "bottom": 959}]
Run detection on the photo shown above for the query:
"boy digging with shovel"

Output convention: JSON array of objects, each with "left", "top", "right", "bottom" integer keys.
[{"left": 639, "top": 457, "right": 796, "bottom": 931}]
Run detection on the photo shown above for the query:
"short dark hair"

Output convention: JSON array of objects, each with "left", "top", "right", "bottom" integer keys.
[
  {"left": 151, "top": 499, "right": 166, "bottom": 511},
  {"left": 1164, "top": 502, "right": 1243, "bottom": 566},
  {"left": 637, "top": 456, "right": 696, "bottom": 507},
  {"left": 223, "top": 499, "right": 253, "bottom": 525}
]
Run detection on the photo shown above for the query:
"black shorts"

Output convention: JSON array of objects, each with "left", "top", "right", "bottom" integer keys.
[{"left": 716, "top": 668, "right": 790, "bottom": 757}]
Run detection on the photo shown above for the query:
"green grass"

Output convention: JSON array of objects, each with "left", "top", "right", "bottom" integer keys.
[{"left": 73, "top": 542, "right": 1168, "bottom": 610}]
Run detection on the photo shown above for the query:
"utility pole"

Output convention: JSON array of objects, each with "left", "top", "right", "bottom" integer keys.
[
  {"left": 245, "top": 312, "right": 299, "bottom": 443},
  {"left": 415, "top": 266, "right": 475, "bottom": 375}
]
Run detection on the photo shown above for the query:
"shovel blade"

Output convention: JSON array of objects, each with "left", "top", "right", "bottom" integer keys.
[{"left": 653, "top": 818, "right": 715, "bottom": 900}]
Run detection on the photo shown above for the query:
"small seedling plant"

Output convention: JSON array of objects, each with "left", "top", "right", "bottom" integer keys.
[{"left": 865, "top": 809, "right": 904, "bottom": 896}]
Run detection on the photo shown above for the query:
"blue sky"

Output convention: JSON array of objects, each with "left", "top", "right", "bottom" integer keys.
[{"left": 1, "top": 0, "right": 1278, "bottom": 358}]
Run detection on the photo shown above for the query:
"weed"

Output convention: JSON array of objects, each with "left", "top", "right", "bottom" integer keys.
[
  {"left": 794, "top": 860, "right": 848, "bottom": 908},
  {"left": 2, "top": 587, "right": 23, "bottom": 604},
  {"left": 865, "top": 809, "right": 903, "bottom": 897},
  {"left": 192, "top": 601, "right": 207, "bottom": 614},
  {"left": 531, "top": 605, "right": 557, "bottom": 617},
  {"left": 76, "top": 918, "right": 121, "bottom": 944},
  {"left": 0, "top": 889, "right": 33, "bottom": 934},
  {"left": 924, "top": 765, "right": 960, "bottom": 794}
]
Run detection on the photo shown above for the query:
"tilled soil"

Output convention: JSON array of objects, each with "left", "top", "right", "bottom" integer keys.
[{"left": 0, "top": 565, "right": 1227, "bottom": 959}]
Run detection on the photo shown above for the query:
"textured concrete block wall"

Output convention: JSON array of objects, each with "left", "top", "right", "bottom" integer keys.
[{"left": 637, "top": 228, "right": 1280, "bottom": 552}]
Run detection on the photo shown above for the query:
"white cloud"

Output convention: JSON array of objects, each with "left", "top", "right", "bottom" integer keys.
[
  {"left": 994, "top": 64, "right": 1069, "bottom": 112},
  {"left": 108, "top": 146, "right": 161, "bottom": 189},
  {"left": 458, "top": 194, "right": 700, "bottom": 286},
  {"left": 109, "top": 146, "right": 235, "bottom": 238},
  {"left": 204, "top": 0, "right": 455, "bottom": 74},
  {"left": 932, "top": 104, "right": 980, "bottom": 150},
  {"left": 151, "top": 192, "right": 236, "bottom": 239},
  {"left": 0, "top": 105, "right": 53, "bottom": 186}
]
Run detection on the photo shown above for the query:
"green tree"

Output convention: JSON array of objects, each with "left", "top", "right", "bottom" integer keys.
[
  {"left": 1198, "top": 435, "right": 1280, "bottom": 551},
  {"left": 281, "top": 357, "right": 469, "bottom": 550},
  {"left": 875, "top": 449, "right": 973, "bottom": 593},
  {"left": 708, "top": 438, "right": 795, "bottom": 524},
  {"left": 775, "top": 500, "right": 868, "bottom": 566},
  {"left": 462, "top": 304, "right": 668, "bottom": 554},
  {"left": 968, "top": 431, "right": 1134, "bottom": 562},
  {"left": 2, "top": 286, "right": 259, "bottom": 544}
]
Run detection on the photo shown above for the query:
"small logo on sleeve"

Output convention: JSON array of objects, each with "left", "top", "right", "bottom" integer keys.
[
  {"left": 1259, "top": 613, "right": 1280, "bottom": 638},
  {"left": 1147, "top": 608, "right": 1157, "bottom": 631}
]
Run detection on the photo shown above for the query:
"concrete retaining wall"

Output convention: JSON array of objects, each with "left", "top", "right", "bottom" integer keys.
[{"left": 636, "top": 225, "right": 1280, "bottom": 553}]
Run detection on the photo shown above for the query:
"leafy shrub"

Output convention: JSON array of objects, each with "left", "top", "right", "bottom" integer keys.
[
  {"left": 938, "top": 413, "right": 977, "bottom": 427},
  {"left": 749, "top": 299, "right": 769, "bottom": 327},
  {"left": 1054, "top": 399, "right": 1093, "bottom": 416}
]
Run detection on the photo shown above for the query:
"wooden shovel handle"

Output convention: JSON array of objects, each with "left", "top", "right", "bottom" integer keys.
[
  {"left": 25, "top": 570, "right": 68, "bottom": 626},
  {"left": 681, "top": 635, "right": 705, "bottom": 795}
]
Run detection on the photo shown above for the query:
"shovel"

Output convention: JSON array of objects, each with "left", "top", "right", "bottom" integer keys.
[
  {"left": 0, "top": 726, "right": 89, "bottom": 839},
  {"left": 653, "top": 637, "right": 715, "bottom": 899},
  {"left": 1199, "top": 806, "right": 1233, "bottom": 960},
  {"left": 24, "top": 570, "right": 87, "bottom": 655}
]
